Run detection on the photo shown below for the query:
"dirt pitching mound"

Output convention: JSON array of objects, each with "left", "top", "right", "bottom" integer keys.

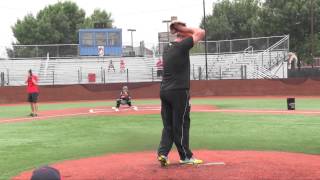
[{"left": 13, "top": 150, "right": 320, "bottom": 180}]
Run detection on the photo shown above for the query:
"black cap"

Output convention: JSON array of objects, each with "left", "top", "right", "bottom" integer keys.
[{"left": 31, "top": 166, "right": 61, "bottom": 180}]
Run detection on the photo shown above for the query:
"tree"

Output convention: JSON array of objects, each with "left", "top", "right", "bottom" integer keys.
[
  {"left": 260, "top": 0, "right": 320, "bottom": 65},
  {"left": 12, "top": 14, "right": 38, "bottom": 45},
  {"left": 202, "top": 0, "right": 262, "bottom": 40},
  {"left": 82, "top": 9, "right": 113, "bottom": 28},
  {"left": 9, "top": 2, "right": 113, "bottom": 58},
  {"left": 12, "top": 1, "right": 86, "bottom": 44},
  {"left": 203, "top": 0, "right": 320, "bottom": 66}
]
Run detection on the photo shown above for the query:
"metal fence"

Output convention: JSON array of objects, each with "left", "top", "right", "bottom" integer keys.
[
  {"left": 0, "top": 35, "right": 289, "bottom": 86},
  {"left": 160, "top": 35, "right": 287, "bottom": 55},
  {"left": 1, "top": 35, "right": 287, "bottom": 59},
  {"left": 4, "top": 44, "right": 79, "bottom": 59}
]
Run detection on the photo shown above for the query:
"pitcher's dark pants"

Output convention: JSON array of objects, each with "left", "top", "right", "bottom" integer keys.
[{"left": 158, "top": 89, "right": 193, "bottom": 160}]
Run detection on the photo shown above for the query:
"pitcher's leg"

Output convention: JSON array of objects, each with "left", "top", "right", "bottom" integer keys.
[
  {"left": 158, "top": 93, "right": 174, "bottom": 157},
  {"left": 171, "top": 90, "right": 193, "bottom": 160}
]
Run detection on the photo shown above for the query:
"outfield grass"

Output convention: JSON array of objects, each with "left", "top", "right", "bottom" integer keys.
[
  {"left": 192, "top": 98, "right": 320, "bottom": 110},
  {"left": 0, "top": 111, "right": 320, "bottom": 179}
]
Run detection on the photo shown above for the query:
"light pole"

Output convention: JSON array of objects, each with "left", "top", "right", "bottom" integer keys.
[
  {"left": 310, "top": 0, "right": 315, "bottom": 67},
  {"left": 203, "top": 0, "right": 208, "bottom": 80},
  {"left": 127, "top": 29, "right": 136, "bottom": 53},
  {"left": 162, "top": 20, "right": 171, "bottom": 43}
]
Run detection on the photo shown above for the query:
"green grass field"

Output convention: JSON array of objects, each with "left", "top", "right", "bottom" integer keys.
[{"left": 1, "top": 98, "right": 320, "bottom": 179}]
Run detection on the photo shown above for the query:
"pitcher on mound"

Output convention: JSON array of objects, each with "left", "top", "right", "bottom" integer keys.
[{"left": 157, "top": 20, "right": 205, "bottom": 166}]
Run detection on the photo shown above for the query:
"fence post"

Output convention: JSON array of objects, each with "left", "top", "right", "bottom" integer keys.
[
  {"left": 57, "top": 46, "right": 60, "bottom": 57},
  {"left": 6, "top": 69, "right": 9, "bottom": 85},
  {"left": 77, "top": 69, "right": 80, "bottom": 84},
  {"left": 103, "top": 69, "right": 106, "bottom": 84},
  {"left": 198, "top": 66, "right": 202, "bottom": 80},
  {"left": 151, "top": 67, "right": 154, "bottom": 82},
  {"left": 126, "top": 68, "right": 129, "bottom": 83},
  {"left": 52, "top": 71, "right": 55, "bottom": 85},
  {"left": 219, "top": 66, "right": 222, "bottom": 80},
  {"left": 36, "top": 46, "right": 39, "bottom": 57},
  {"left": 240, "top": 65, "right": 243, "bottom": 79},
  {"left": 240, "top": 65, "right": 247, "bottom": 79},
  {"left": 77, "top": 45, "right": 80, "bottom": 56},
  {"left": 192, "top": 64, "right": 195, "bottom": 80},
  {"left": 269, "top": 51, "right": 272, "bottom": 68},
  {"left": 104, "top": 68, "right": 106, "bottom": 84},
  {"left": 283, "top": 61, "right": 285, "bottom": 78},
  {"left": 100, "top": 67, "right": 103, "bottom": 83},
  {"left": 80, "top": 67, "right": 82, "bottom": 83},
  {"left": 244, "top": 65, "right": 247, "bottom": 79},
  {"left": 0, "top": 72, "right": 4, "bottom": 86}
]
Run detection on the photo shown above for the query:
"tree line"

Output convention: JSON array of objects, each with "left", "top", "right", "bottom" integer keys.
[
  {"left": 8, "top": 1, "right": 113, "bottom": 58},
  {"left": 202, "top": 0, "right": 320, "bottom": 64},
  {"left": 8, "top": 0, "right": 320, "bottom": 64}
]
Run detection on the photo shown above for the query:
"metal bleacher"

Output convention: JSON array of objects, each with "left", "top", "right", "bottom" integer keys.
[
  {"left": 39, "top": 57, "right": 156, "bottom": 85},
  {"left": 0, "top": 35, "right": 289, "bottom": 86},
  {"left": 190, "top": 35, "right": 289, "bottom": 80},
  {"left": 0, "top": 59, "right": 41, "bottom": 86}
]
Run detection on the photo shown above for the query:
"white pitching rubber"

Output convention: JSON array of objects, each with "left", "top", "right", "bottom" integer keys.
[{"left": 199, "top": 162, "right": 225, "bottom": 166}]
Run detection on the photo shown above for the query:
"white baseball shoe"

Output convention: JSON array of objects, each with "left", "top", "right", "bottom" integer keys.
[{"left": 112, "top": 107, "right": 119, "bottom": 112}]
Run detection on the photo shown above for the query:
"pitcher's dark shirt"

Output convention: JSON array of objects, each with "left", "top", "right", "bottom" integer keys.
[{"left": 160, "top": 37, "right": 194, "bottom": 91}]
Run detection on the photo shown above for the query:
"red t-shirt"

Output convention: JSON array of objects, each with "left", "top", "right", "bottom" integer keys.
[
  {"left": 156, "top": 60, "right": 163, "bottom": 70},
  {"left": 27, "top": 75, "right": 39, "bottom": 93},
  {"left": 120, "top": 61, "right": 125, "bottom": 69}
]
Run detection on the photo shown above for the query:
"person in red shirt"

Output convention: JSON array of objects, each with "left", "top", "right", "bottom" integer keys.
[
  {"left": 120, "top": 59, "right": 126, "bottom": 73},
  {"left": 25, "top": 69, "right": 39, "bottom": 117}
]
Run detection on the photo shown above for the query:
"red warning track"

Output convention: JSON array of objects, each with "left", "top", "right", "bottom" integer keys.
[{"left": 13, "top": 150, "right": 320, "bottom": 180}]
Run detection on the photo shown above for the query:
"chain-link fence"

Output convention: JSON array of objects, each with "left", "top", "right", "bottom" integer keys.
[
  {"left": 0, "top": 35, "right": 288, "bottom": 59},
  {"left": 4, "top": 44, "right": 79, "bottom": 58},
  {"left": 191, "top": 35, "right": 286, "bottom": 55}
]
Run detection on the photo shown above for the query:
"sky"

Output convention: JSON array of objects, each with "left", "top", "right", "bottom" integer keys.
[{"left": 0, "top": 0, "right": 216, "bottom": 48}]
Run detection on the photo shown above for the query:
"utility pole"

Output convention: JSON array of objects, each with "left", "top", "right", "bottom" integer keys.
[{"left": 310, "top": 0, "right": 315, "bottom": 67}]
